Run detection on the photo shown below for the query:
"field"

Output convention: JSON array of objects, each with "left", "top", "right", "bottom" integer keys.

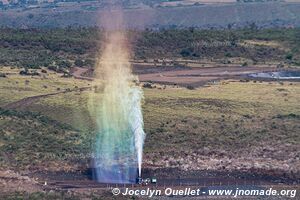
[
  {"left": 0, "top": 26, "right": 300, "bottom": 199},
  {"left": 0, "top": 64, "right": 299, "bottom": 199}
]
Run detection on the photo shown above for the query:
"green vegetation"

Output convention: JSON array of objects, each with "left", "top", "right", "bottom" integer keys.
[
  {"left": 0, "top": 27, "right": 299, "bottom": 198},
  {"left": 0, "top": 28, "right": 99, "bottom": 70},
  {"left": 0, "top": 108, "right": 92, "bottom": 169},
  {"left": 0, "top": 28, "right": 300, "bottom": 69},
  {"left": 143, "top": 82, "right": 300, "bottom": 153},
  {"left": 1, "top": 69, "right": 299, "bottom": 173},
  {"left": 136, "top": 28, "right": 300, "bottom": 63},
  {"left": 0, "top": 67, "right": 90, "bottom": 106}
]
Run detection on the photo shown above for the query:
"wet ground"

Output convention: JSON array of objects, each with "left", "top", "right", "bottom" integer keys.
[
  {"left": 27, "top": 167, "right": 299, "bottom": 191},
  {"left": 248, "top": 71, "right": 300, "bottom": 80}
]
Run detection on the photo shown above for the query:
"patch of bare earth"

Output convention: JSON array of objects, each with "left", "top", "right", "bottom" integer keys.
[
  {"left": 0, "top": 170, "right": 41, "bottom": 194},
  {"left": 144, "top": 143, "right": 300, "bottom": 181}
]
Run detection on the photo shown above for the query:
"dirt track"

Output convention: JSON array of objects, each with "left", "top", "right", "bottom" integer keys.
[
  {"left": 3, "top": 86, "right": 91, "bottom": 110},
  {"left": 138, "top": 66, "right": 278, "bottom": 86},
  {"left": 3, "top": 65, "right": 279, "bottom": 110},
  {"left": 72, "top": 65, "right": 283, "bottom": 87}
]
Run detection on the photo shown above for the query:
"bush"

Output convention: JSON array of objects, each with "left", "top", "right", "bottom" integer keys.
[
  {"left": 180, "top": 48, "right": 192, "bottom": 57},
  {"left": 143, "top": 83, "right": 153, "bottom": 88},
  {"left": 57, "top": 60, "right": 72, "bottom": 68},
  {"left": 20, "top": 61, "right": 41, "bottom": 69},
  {"left": 47, "top": 65, "right": 59, "bottom": 72},
  {"left": 277, "top": 63, "right": 284, "bottom": 68},
  {"left": 19, "top": 69, "right": 39, "bottom": 76},
  {"left": 285, "top": 52, "right": 293, "bottom": 60},
  {"left": 0, "top": 73, "right": 6, "bottom": 78},
  {"left": 186, "top": 85, "right": 195, "bottom": 90},
  {"left": 28, "top": 14, "right": 34, "bottom": 19},
  {"left": 84, "top": 59, "right": 94, "bottom": 67},
  {"left": 74, "top": 59, "right": 84, "bottom": 67},
  {"left": 225, "top": 52, "right": 232, "bottom": 57}
]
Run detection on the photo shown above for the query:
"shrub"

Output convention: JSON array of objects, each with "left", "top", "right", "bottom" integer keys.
[
  {"left": 180, "top": 48, "right": 192, "bottom": 57},
  {"left": 285, "top": 52, "right": 293, "bottom": 60},
  {"left": 19, "top": 69, "right": 39, "bottom": 76},
  {"left": 277, "top": 63, "right": 284, "bottom": 68},
  {"left": 57, "top": 60, "right": 72, "bottom": 68},
  {"left": 28, "top": 13, "right": 34, "bottom": 19},
  {"left": 84, "top": 59, "right": 94, "bottom": 67},
  {"left": 74, "top": 59, "right": 84, "bottom": 67},
  {"left": 0, "top": 73, "right": 6, "bottom": 78},
  {"left": 47, "top": 65, "right": 59, "bottom": 72},
  {"left": 225, "top": 52, "right": 232, "bottom": 57},
  {"left": 186, "top": 85, "right": 195, "bottom": 90},
  {"left": 143, "top": 83, "right": 153, "bottom": 88}
]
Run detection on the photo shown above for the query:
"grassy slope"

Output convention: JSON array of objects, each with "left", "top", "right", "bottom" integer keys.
[
  {"left": 1, "top": 70, "right": 299, "bottom": 174},
  {"left": 0, "top": 28, "right": 299, "bottom": 68},
  {"left": 0, "top": 108, "right": 92, "bottom": 171},
  {"left": 0, "top": 68, "right": 92, "bottom": 171},
  {"left": 0, "top": 67, "right": 91, "bottom": 106}
]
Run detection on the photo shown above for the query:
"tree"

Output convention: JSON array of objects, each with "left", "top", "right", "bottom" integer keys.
[
  {"left": 180, "top": 48, "right": 192, "bottom": 57},
  {"left": 57, "top": 60, "right": 72, "bottom": 68},
  {"left": 28, "top": 14, "right": 34, "bottom": 19},
  {"left": 285, "top": 52, "right": 293, "bottom": 60},
  {"left": 74, "top": 59, "right": 84, "bottom": 67}
]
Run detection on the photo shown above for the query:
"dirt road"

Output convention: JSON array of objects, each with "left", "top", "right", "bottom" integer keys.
[
  {"left": 72, "top": 66, "right": 282, "bottom": 87},
  {"left": 138, "top": 66, "right": 277, "bottom": 86},
  {"left": 3, "top": 86, "right": 91, "bottom": 110}
]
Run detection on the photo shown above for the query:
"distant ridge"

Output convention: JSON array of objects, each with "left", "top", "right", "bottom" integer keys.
[{"left": 1, "top": 2, "right": 300, "bottom": 29}]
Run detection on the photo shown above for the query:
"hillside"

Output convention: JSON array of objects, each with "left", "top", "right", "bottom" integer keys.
[
  {"left": 0, "top": 2, "right": 300, "bottom": 29},
  {"left": 0, "top": 28, "right": 299, "bottom": 70}
]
